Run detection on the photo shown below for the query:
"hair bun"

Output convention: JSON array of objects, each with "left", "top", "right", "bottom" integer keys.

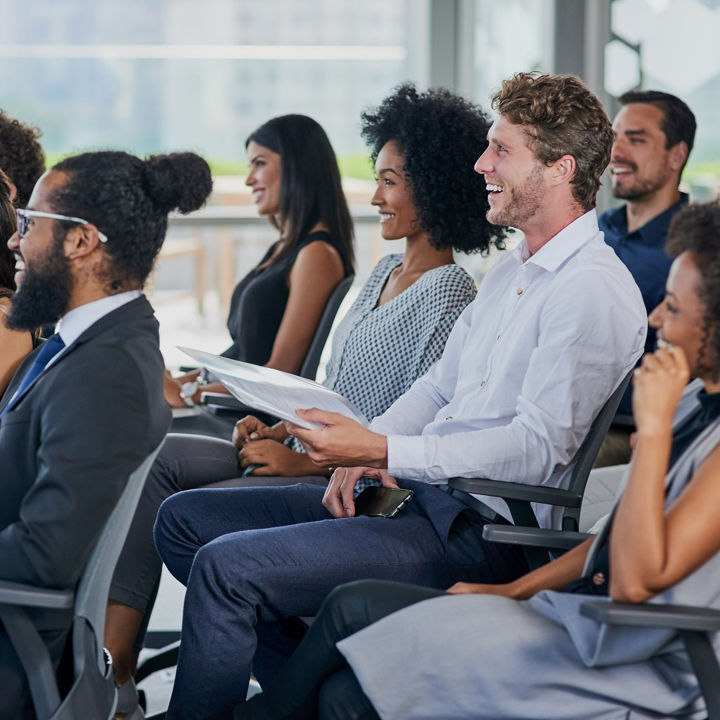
[{"left": 142, "top": 152, "right": 213, "bottom": 214}]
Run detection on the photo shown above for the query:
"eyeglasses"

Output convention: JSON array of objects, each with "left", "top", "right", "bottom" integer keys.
[{"left": 16, "top": 208, "right": 108, "bottom": 243}]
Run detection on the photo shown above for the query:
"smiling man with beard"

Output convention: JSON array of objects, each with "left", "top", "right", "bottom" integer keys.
[
  {"left": 0, "top": 151, "right": 212, "bottom": 720},
  {"left": 5, "top": 210, "right": 74, "bottom": 333},
  {"left": 595, "top": 91, "right": 696, "bottom": 467},
  {"left": 152, "top": 73, "right": 648, "bottom": 720}
]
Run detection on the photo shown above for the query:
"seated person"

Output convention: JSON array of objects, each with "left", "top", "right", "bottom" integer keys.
[
  {"left": 0, "top": 170, "right": 33, "bottom": 396},
  {"left": 165, "top": 114, "right": 354, "bottom": 437},
  {"left": 153, "top": 73, "right": 647, "bottom": 719},
  {"left": 595, "top": 90, "right": 696, "bottom": 467},
  {"left": 236, "top": 200, "right": 720, "bottom": 720},
  {"left": 0, "top": 150, "right": 212, "bottom": 720},
  {"left": 105, "top": 82, "right": 506, "bottom": 703},
  {"left": 0, "top": 108, "right": 46, "bottom": 208}
]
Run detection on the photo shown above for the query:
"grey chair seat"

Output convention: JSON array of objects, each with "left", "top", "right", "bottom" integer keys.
[{"left": 0, "top": 444, "right": 163, "bottom": 719}]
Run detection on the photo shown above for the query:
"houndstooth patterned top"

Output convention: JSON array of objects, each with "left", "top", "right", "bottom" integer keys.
[
  {"left": 287, "top": 254, "right": 476, "bottom": 458},
  {"left": 324, "top": 254, "right": 476, "bottom": 421}
]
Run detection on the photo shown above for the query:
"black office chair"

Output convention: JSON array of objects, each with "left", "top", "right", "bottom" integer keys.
[
  {"left": 581, "top": 601, "right": 720, "bottom": 720},
  {"left": 449, "top": 370, "right": 633, "bottom": 570},
  {"left": 202, "top": 273, "right": 355, "bottom": 417},
  {"left": 0, "top": 444, "right": 163, "bottom": 720}
]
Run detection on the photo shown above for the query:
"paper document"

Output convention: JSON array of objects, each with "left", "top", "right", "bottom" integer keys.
[{"left": 178, "top": 347, "right": 368, "bottom": 430}]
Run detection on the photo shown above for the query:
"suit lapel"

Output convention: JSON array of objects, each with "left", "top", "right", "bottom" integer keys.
[{"left": 0, "top": 296, "right": 154, "bottom": 415}]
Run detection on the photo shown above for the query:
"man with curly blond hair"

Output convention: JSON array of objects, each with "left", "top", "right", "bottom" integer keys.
[
  {"left": 153, "top": 73, "right": 648, "bottom": 719},
  {"left": 0, "top": 110, "right": 46, "bottom": 208}
]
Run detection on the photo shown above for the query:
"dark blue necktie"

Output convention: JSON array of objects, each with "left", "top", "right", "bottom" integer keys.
[{"left": 0, "top": 334, "right": 65, "bottom": 418}]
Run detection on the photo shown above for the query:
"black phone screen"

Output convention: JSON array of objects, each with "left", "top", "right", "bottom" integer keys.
[{"left": 353, "top": 486, "right": 414, "bottom": 518}]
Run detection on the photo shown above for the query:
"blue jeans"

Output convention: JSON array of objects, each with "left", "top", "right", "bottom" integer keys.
[{"left": 154, "top": 482, "right": 526, "bottom": 720}]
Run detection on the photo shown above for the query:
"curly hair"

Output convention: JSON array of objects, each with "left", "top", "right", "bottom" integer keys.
[
  {"left": 666, "top": 202, "right": 720, "bottom": 382},
  {"left": 0, "top": 110, "right": 46, "bottom": 208},
  {"left": 49, "top": 151, "right": 213, "bottom": 290},
  {"left": 492, "top": 72, "right": 613, "bottom": 212},
  {"left": 361, "top": 83, "right": 507, "bottom": 254},
  {"left": 0, "top": 169, "right": 17, "bottom": 291}
]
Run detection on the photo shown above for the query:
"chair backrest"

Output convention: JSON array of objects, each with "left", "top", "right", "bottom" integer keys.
[
  {"left": 299, "top": 274, "right": 354, "bottom": 380},
  {"left": 560, "top": 369, "right": 633, "bottom": 531},
  {"left": 59, "top": 441, "right": 165, "bottom": 719}
]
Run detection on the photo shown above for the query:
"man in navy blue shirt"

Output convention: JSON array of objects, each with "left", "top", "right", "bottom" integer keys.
[{"left": 596, "top": 90, "right": 696, "bottom": 466}]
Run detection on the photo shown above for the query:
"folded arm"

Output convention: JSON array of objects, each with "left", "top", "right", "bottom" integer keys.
[{"left": 610, "top": 347, "right": 720, "bottom": 602}]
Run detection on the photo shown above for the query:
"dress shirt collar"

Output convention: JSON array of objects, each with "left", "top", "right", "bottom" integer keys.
[
  {"left": 56, "top": 289, "right": 142, "bottom": 347},
  {"left": 514, "top": 209, "right": 599, "bottom": 273},
  {"left": 603, "top": 193, "right": 688, "bottom": 244}
]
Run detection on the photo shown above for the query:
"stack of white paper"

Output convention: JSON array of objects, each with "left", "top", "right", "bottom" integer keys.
[{"left": 179, "top": 346, "right": 368, "bottom": 429}]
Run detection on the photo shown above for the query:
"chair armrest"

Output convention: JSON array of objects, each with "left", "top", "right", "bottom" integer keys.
[
  {"left": 200, "top": 391, "right": 242, "bottom": 409},
  {"left": 0, "top": 580, "right": 74, "bottom": 610},
  {"left": 448, "top": 477, "right": 583, "bottom": 508},
  {"left": 611, "top": 412, "right": 635, "bottom": 431},
  {"left": 580, "top": 601, "right": 720, "bottom": 632},
  {"left": 482, "top": 525, "right": 590, "bottom": 550}
]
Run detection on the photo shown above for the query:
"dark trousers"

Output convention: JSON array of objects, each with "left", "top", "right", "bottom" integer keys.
[
  {"left": 236, "top": 579, "right": 445, "bottom": 720},
  {"left": 108, "top": 433, "right": 327, "bottom": 653},
  {"left": 154, "top": 483, "right": 526, "bottom": 720}
]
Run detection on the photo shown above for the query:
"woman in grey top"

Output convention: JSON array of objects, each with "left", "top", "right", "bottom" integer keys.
[
  {"left": 106, "top": 84, "right": 507, "bottom": 710},
  {"left": 236, "top": 202, "right": 720, "bottom": 719}
]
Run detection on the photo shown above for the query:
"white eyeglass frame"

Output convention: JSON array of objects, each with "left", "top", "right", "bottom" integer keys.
[{"left": 16, "top": 208, "right": 108, "bottom": 243}]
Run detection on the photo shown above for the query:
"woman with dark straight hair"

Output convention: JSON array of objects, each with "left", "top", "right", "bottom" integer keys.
[
  {"left": 0, "top": 169, "right": 34, "bottom": 395},
  {"left": 164, "top": 114, "right": 354, "bottom": 424}
]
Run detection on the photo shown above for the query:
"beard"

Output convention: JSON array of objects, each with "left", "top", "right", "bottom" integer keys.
[
  {"left": 6, "top": 230, "right": 73, "bottom": 332},
  {"left": 611, "top": 173, "right": 665, "bottom": 201},
  {"left": 486, "top": 164, "right": 544, "bottom": 228}
]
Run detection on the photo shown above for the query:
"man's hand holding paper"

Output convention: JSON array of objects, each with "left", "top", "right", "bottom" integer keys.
[{"left": 286, "top": 408, "right": 388, "bottom": 468}]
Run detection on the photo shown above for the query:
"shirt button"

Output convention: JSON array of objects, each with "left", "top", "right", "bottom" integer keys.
[
  {"left": 444, "top": 416, "right": 453, "bottom": 421},
  {"left": 496, "top": 334, "right": 501, "bottom": 340},
  {"left": 592, "top": 572, "right": 606, "bottom": 586},
  {"left": 480, "top": 380, "right": 486, "bottom": 387},
  {"left": 516, "top": 288, "right": 523, "bottom": 295}
]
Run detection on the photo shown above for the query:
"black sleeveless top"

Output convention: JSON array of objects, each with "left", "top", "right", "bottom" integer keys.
[{"left": 221, "top": 230, "right": 350, "bottom": 365}]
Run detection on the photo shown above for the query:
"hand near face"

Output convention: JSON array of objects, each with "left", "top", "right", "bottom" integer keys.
[
  {"left": 322, "top": 466, "right": 398, "bottom": 518},
  {"left": 285, "top": 409, "right": 388, "bottom": 468},
  {"left": 632, "top": 345, "right": 690, "bottom": 436}
]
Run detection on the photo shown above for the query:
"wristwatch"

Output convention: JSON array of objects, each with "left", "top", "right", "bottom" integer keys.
[{"left": 179, "top": 381, "right": 199, "bottom": 407}]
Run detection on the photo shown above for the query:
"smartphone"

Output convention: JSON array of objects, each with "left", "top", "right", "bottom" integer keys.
[{"left": 353, "top": 486, "right": 414, "bottom": 518}]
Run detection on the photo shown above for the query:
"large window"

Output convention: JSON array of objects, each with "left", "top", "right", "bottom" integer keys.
[
  {"left": 0, "top": 0, "right": 417, "bottom": 175},
  {"left": 608, "top": 0, "right": 720, "bottom": 196},
  {"left": 473, "top": 0, "right": 553, "bottom": 107}
]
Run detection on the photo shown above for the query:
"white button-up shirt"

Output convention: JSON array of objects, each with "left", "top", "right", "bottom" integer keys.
[
  {"left": 371, "top": 210, "right": 647, "bottom": 528},
  {"left": 57, "top": 290, "right": 142, "bottom": 347}
]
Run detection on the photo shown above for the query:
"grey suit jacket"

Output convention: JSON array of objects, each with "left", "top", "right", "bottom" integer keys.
[{"left": 0, "top": 295, "right": 171, "bottom": 590}]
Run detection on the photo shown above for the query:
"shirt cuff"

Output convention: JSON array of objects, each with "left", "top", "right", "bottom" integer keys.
[{"left": 386, "top": 434, "right": 429, "bottom": 482}]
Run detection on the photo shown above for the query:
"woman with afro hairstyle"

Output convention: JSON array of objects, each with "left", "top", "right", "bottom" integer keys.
[
  {"left": 234, "top": 82, "right": 506, "bottom": 475},
  {"left": 104, "top": 85, "right": 506, "bottom": 714},
  {"left": 0, "top": 169, "right": 34, "bottom": 395},
  {"left": 163, "top": 114, "right": 355, "bottom": 431}
]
